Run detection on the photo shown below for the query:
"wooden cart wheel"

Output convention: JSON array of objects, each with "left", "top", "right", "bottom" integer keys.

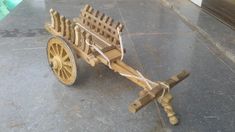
[{"left": 47, "top": 36, "right": 78, "bottom": 85}]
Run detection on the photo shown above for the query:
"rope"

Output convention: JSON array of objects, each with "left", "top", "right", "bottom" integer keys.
[
  {"left": 117, "top": 27, "right": 124, "bottom": 60},
  {"left": 86, "top": 39, "right": 157, "bottom": 91},
  {"left": 76, "top": 23, "right": 111, "bottom": 46},
  {"left": 76, "top": 22, "right": 125, "bottom": 60},
  {"left": 158, "top": 82, "right": 170, "bottom": 102},
  {"left": 79, "top": 22, "right": 170, "bottom": 98},
  {"left": 85, "top": 40, "right": 112, "bottom": 68},
  {"left": 137, "top": 71, "right": 152, "bottom": 90}
]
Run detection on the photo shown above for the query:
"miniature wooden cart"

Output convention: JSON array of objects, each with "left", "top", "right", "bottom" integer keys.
[{"left": 45, "top": 4, "right": 189, "bottom": 125}]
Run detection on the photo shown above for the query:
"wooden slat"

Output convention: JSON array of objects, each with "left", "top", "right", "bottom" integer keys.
[
  {"left": 110, "top": 60, "right": 147, "bottom": 89},
  {"left": 85, "top": 33, "right": 92, "bottom": 54},
  {"left": 104, "top": 49, "right": 121, "bottom": 61},
  {"left": 49, "top": 9, "right": 55, "bottom": 28},
  {"left": 92, "top": 36, "right": 108, "bottom": 49},
  {"left": 80, "top": 29, "right": 86, "bottom": 51},
  {"left": 74, "top": 26, "right": 80, "bottom": 46},
  {"left": 79, "top": 5, "right": 124, "bottom": 47},
  {"left": 60, "top": 16, "right": 66, "bottom": 36},
  {"left": 70, "top": 23, "right": 75, "bottom": 44},
  {"left": 80, "top": 12, "right": 119, "bottom": 41},
  {"left": 65, "top": 19, "right": 71, "bottom": 40},
  {"left": 52, "top": 10, "right": 61, "bottom": 32}
]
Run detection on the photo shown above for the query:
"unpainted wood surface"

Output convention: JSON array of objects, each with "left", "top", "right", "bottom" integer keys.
[{"left": 45, "top": 5, "right": 190, "bottom": 125}]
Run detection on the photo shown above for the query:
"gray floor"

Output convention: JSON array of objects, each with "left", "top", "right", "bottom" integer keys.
[{"left": 0, "top": 0, "right": 234, "bottom": 132}]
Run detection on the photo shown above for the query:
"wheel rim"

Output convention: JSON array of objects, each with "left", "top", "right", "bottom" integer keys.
[{"left": 47, "top": 37, "right": 77, "bottom": 85}]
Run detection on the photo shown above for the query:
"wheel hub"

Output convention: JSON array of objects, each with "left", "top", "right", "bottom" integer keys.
[{"left": 51, "top": 56, "right": 63, "bottom": 70}]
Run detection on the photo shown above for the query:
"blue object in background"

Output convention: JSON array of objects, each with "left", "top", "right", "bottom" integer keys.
[{"left": 0, "top": 0, "right": 23, "bottom": 20}]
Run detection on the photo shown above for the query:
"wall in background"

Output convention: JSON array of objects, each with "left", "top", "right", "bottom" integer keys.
[
  {"left": 201, "top": 0, "right": 235, "bottom": 29},
  {"left": 191, "top": 0, "right": 202, "bottom": 6}
]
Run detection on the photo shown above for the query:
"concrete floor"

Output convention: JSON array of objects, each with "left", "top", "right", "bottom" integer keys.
[{"left": 0, "top": 0, "right": 234, "bottom": 132}]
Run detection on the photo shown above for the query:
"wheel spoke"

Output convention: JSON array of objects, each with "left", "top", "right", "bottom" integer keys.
[
  {"left": 60, "top": 69, "right": 65, "bottom": 79},
  {"left": 59, "top": 46, "right": 63, "bottom": 57},
  {"left": 63, "top": 62, "right": 72, "bottom": 67},
  {"left": 61, "top": 69, "right": 68, "bottom": 79},
  {"left": 49, "top": 48, "right": 56, "bottom": 56},
  {"left": 63, "top": 67, "right": 71, "bottom": 77},
  {"left": 54, "top": 68, "right": 59, "bottom": 75},
  {"left": 52, "top": 44, "right": 58, "bottom": 55},
  {"left": 57, "top": 44, "right": 61, "bottom": 56},
  {"left": 62, "top": 54, "right": 69, "bottom": 61},
  {"left": 59, "top": 69, "right": 62, "bottom": 77},
  {"left": 63, "top": 65, "right": 72, "bottom": 73},
  {"left": 49, "top": 50, "right": 55, "bottom": 58},
  {"left": 55, "top": 44, "right": 60, "bottom": 55},
  {"left": 49, "top": 50, "right": 55, "bottom": 56}
]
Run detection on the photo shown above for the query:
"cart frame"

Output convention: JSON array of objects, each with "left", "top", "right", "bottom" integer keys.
[{"left": 45, "top": 4, "right": 189, "bottom": 125}]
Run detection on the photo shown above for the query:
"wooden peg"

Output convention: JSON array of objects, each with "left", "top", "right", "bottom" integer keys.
[
  {"left": 83, "top": 4, "right": 90, "bottom": 12},
  {"left": 65, "top": 19, "right": 71, "bottom": 40},
  {"left": 118, "top": 24, "right": 124, "bottom": 32},
  {"left": 88, "top": 6, "right": 94, "bottom": 13},
  {"left": 85, "top": 33, "right": 92, "bottom": 54},
  {"left": 106, "top": 17, "right": 110, "bottom": 23},
  {"left": 52, "top": 10, "right": 61, "bottom": 32},
  {"left": 99, "top": 13, "right": 105, "bottom": 20},
  {"left": 80, "top": 29, "right": 86, "bottom": 51},
  {"left": 158, "top": 93, "right": 178, "bottom": 125},
  {"left": 75, "top": 26, "right": 81, "bottom": 46},
  {"left": 49, "top": 9, "right": 55, "bottom": 28},
  {"left": 115, "top": 22, "right": 120, "bottom": 29},
  {"left": 102, "top": 16, "right": 108, "bottom": 23},
  {"left": 60, "top": 16, "right": 66, "bottom": 36},
  {"left": 115, "top": 22, "right": 124, "bottom": 32},
  {"left": 70, "top": 23, "right": 75, "bottom": 44},
  {"left": 94, "top": 10, "right": 99, "bottom": 17},
  {"left": 107, "top": 17, "right": 113, "bottom": 25}
]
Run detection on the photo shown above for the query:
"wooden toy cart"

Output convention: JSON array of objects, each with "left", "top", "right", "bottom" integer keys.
[{"left": 45, "top": 4, "right": 189, "bottom": 125}]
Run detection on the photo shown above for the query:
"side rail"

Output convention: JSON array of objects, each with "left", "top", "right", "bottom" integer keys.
[
  {"left": 45, "top": 6, "right": 125, "bottom": 66},
  {"left": 46, "top": 9, "right": 102, "bottom": 66},
  {"left": 77, "top": 4, "right": 124, "bottom": 49}
]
